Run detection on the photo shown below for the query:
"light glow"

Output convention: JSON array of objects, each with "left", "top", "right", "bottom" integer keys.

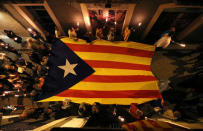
[
  {"left": 118, "top": 116, "right": 125, "bottom": 122},
  {"left": 103, "top": 10, "right": 109, "bottom": 18},
  {"left": 179, "top": 43, "right": 186, "bottom": 47},
  {"left": 27, "top": 28, "right": 32, "bottom": 32},
  {"left": 14, "top": 37, "right": 18, "bottom": 40},
  {"left": 138, "top": 22, "right": 142, "bottom": 26},
  {"left": 85, "top": 16, "right": 91, "bottom": 26},
  {"left": 4, "top": 91, "right": 10, "bottom": 94},
  {"left": 0, "top": 12, "right": 4, "bottom": 19},
  {"left": 0, "top": 53, "right": 5, "bottom": 60},
  {"left": 77, "top": 22, "right": 80, "bottom": 27},
  {"left": 15, "top": 95, "right": 19, "bottom": 97}
]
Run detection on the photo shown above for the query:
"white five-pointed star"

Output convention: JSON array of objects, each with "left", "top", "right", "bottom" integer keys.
[{"left": 58, "top": 59, "right": 78, "bottom": 77}]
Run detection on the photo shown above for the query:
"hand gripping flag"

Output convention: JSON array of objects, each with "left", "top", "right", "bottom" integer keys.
[{"left": 38, "top": 38, "right": 161, "bottom": 105}]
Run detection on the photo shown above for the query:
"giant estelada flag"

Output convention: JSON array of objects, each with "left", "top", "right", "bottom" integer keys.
[{"left": 37, "top": 38, "right": 161, "bottom": 105}]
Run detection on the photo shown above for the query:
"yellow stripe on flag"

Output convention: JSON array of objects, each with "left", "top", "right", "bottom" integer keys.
[
  {"left": 39, "top": 96, "right": 157, "bottom": 105},
  {"left": 61, "top": 38, "right": 87, "bottom": 44},
  {"left": 156, "top": 121, "right": 172, "bottom": 128},
  {"left": 75, "top": 52, "right": 151, "bottom": 65},
  {"left": 142, "top": 120, "right": 155, "bottom": 128},
  {"left": 93, "top": 68, "right": 154, "bottom": 76},
  {"left": 70, "top": 81, "right": 159, "bottom": 91},
  {"left": 93, "top": 40, "right": 155, "bottom": 51},
  {"left": 61, "top": 38, "right": 155, "bottom": 51},
  {"left": 39, "top": 37, "right": 160, "bottom": 105}
]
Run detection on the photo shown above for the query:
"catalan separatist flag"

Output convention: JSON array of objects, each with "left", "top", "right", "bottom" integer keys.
[
  {"left": 38, "top": 38, "right": 161, "bottom": 105},
  {"left": 122, "top": 119, "right": 186, "bottom": 131}
]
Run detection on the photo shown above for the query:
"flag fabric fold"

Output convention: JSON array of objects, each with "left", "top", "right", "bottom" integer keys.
[{"left": 39, "top": 38, "right": 161, "bottom": 105}]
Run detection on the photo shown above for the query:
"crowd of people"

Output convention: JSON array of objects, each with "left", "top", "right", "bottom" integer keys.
[
  {"left": 1, "top": 97, "right": 165, "bottom": 128},
  {"left": 0, "top": 26, "right": 154, "bottom": 127},
  {"left": 0, "top": 25, "right": 202, "bottom": 128},
  {"left": 0, "top": 28, "right": 53, "bottom": 121},
  {"left": 67, "top": 25, "right": 135, "bottom": 43}
]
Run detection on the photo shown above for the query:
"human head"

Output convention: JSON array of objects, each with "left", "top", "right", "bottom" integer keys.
[
  {"left": 30, "top": 90, "right": 37, "bottom": 96},
  {"left": 26, "top": 38, "right": 36, "bottom": 48},
  {"left": 4, "top": 64, "right": 10, "bottom": 69},
  {"left": 92, "top": 102, "right": 100, "bottom": 114},
  {"left": 170, "top": 27, "right": 175, "bottom": 32},
  {"left": 62, "top": 98, "right": 71, "bottom": 106},
  {"left": 79, "top": 102, "right": 86, "bottom": 110}
]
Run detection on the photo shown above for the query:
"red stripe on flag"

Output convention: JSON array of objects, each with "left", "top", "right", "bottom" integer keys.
[
  {"left": 85, "top": 60, "right": 151, "bottom": 71},
  {"left": 65, "top": 43, "right": 154, "bottom": 58},
  {"left": 147, "top": 120, "right": 162, "bottom": 128},
  {"left": 83, "top": 75, "right": 157, "bottom": 83},
  {"left": 139, "top": 120, "right": 148, "bottom": 128},
  {"left": 139, "top": 120, "right": 154, "bottom": 131},
  {"left": 57, "top": 89, "right": 161, "bottom": 98}
]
